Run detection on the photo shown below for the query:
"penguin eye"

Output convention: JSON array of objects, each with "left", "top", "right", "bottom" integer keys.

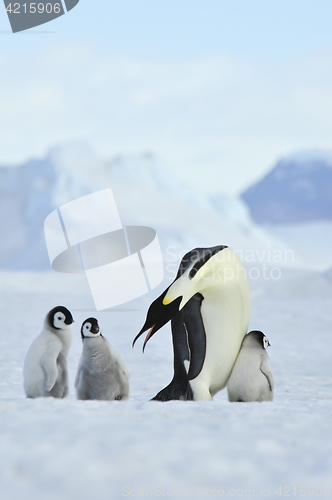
[{"left": 57, "top": 316, "right": 61, "bottom": 320}]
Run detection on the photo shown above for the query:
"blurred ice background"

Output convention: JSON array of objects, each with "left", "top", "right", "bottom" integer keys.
[{"left": 1, "top": 1, "right": 332, "bottom": 498}]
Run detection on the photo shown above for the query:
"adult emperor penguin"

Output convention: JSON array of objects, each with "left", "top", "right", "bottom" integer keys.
[
  {"left": 75, "top": 318, "right": 130, "bottom": 401},
  {"left": 23, "top": 306, "right": 74, "bottom": 398},
  {"left": 133, "top": 245, "right": 251, "bottom": 401},
  {"left": 227, "top": 331, "right": 274, "bottom": 402}
]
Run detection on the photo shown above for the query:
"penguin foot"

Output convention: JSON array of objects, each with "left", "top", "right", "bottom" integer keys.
[{"left": 151, "top": 379, "right": 194, "bottom": 402}]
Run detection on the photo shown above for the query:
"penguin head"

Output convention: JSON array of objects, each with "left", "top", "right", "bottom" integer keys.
[
  {"left": 263, "top": 336, "right": 271, "bottom": 349},
  {"left": 47, "top": 306, "right": 74, "bottom": 331},
  {"left": 244, "top": 330, "right": 271, "bottom": 349},
  {"left": 81, "top": 318, "right": 101, "bottom": 340},
  {"left": 133, "top": 245, "right": 227, "bottom": 351},
  {"left": 163, "top": 245, "right": 229, "bottom": 310},
  {"left": 132, "top": 288, "right": 181, "bottom": 351}
]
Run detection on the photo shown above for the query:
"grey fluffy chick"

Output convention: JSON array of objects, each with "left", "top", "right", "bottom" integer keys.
[
  {"left": 24, "top": 306, "right": 74, "bottom": 398},
  {"left": 75, "top": 318, "right": 130, "bottom": 401},
  {"left": 227, "top": 330, "right": 274, "bottom": 402}
]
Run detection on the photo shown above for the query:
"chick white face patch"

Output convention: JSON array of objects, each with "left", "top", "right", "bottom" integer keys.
[
  {"left": 263, "top": 336, "right": 271, "bottom": 349},
  {"left": 44, "top": 188, "right": 164, "bottom": 310},
  {"left": 53, "top": 312, "right": 68, "bottom": 330},
  {"left": 82, "top": 322, "right": 101, "bottom": 338}
]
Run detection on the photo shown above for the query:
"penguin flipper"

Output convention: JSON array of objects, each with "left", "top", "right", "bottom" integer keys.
[
  {"left": 183, "top": 294, "right": 206, "bottom": 381},
  {"left": 151, "top": 299, "right": 205, "bottom": 402},
  {"left": 74, "top": 357, "right": 83, "bottom": 389},
  {"left": 40, "top": 341, "right": 61, "bottom": 391},
  {"left": 260, "top": 357, "right": 274, "bottom": 392},
  {"left": 150, "top": 309, "right": 193, "bottom": 401},
  {"left": 151, "top": 377, "right": 194, "bottom": 402},
  {"left": 114, "top": 354, "right": 131, "bottom": 381}
]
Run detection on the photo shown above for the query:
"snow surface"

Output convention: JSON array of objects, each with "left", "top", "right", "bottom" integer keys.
[
  {"left": 0, "top": 267, "right": 332, "bottom": 500},
  {"left": 1, "top": 143, "right": 332, "bottom": 499}
]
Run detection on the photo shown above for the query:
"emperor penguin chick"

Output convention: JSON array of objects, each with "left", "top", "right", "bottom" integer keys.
[
  {"left": 75, "top": 318, "right": 130, "bottom": 401},
  {"left": 227, "top": 330, "right": 274, "bottom": 402},
  {"left": 23, "top": 306, "right": 74, "bottom": 398}
]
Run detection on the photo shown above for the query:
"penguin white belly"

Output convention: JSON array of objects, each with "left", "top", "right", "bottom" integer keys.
[
  {"left": 23, "top": 332, "right": 62, "bottom": 398},
  {"left": 24, "top": 351, "right": 46, "bottom": 398},
  {"left": 189, "top": 280, "right": 251, "bottom": 401}
]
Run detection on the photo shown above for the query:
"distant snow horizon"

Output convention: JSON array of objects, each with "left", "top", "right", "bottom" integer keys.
[
  {"left": 0, "top": 142, "right": 303, "bottom": 271},
  {"left": 1, "top": 142, "right": 332, "bottom": 273},
  {"left": 3, "top": 140, "right": 332, "bottom": 195}
]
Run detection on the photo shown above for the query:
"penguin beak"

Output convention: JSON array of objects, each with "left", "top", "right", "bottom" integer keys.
[
  {"left": 132, "top": 325, "right": 155, "bottom": 352},
  {"left": 133, "top": 288, "right": 182, "bottom": 351},
  {"left": 143, "top": 326, "right": 155, "bottom": 352}
]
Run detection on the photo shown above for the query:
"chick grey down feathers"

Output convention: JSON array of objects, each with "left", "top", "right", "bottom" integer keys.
[
  {"left": 227, "top": 330, "right": 274, "bottom": 402},
  {"left": 75, "top": 319, "right": 130, "bottom": 401}
]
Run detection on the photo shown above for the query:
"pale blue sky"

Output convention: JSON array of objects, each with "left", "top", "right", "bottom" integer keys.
[
  {"left": 1, "top": 1, "right": 332, "bottom": 194},
  {"left": 2, "top": 1, "right": 332, "bottom": 61}
]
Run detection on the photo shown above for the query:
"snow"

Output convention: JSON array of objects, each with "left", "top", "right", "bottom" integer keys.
[
  {"left": 1, "top": 143, "right": 332, "bottom": 498},
  {"left": 0, "top": 266, "right": 332, "bottom": 500}
]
